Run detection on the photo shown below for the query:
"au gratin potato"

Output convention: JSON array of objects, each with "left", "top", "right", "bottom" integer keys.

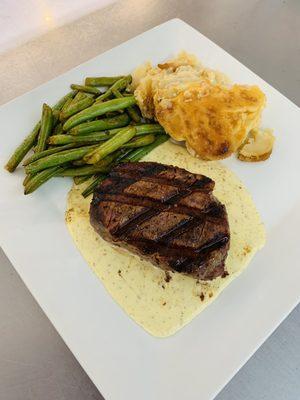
[{"left": 133, "top": 52, "right": 274, "bottom": 161}]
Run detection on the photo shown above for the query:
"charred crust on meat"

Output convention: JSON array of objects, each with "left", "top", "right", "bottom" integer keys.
[{"left": 90, "top": 162, "right": 230, "bottom": 281}]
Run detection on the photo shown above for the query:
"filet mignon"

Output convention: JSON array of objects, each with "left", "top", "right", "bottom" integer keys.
[{"left": 90, "top": 162, "right": 230, "bottom": 280}]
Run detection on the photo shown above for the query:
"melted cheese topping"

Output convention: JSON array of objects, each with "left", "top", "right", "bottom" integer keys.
[
  {"left": 65, "top": 141, "right": 265, "bottom": 337},
  {"left": 133, "top": 52, "right": 266, "bottom": 160}
]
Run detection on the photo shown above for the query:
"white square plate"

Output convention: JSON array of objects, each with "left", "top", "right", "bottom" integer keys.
[{"left": 1, "top": 19, "right": 300, "bottom": 400}]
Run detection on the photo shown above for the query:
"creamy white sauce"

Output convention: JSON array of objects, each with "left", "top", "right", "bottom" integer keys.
[{"left": 65, "top": 141, "right": 265, "bottom": 337}]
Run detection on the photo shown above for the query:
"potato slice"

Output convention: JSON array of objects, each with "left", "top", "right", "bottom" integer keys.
[{"left": 238, "top": 128, "right": 275, "bottom": 162}]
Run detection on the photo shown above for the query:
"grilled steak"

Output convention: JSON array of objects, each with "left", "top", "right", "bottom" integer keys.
[{"left": 90, "top": 162, "right": 230, "bottom": 280}]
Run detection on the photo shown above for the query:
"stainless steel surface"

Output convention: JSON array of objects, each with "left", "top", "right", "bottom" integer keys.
[{"left": 1, "top": 0, "right": 299, "bottom": 399}]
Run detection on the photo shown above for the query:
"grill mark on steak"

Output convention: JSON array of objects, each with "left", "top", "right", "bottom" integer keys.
[
  {"left": 109, "top": 179, "right": 217, "bottom": 236},
  {"left": 118, "top": 232, "right": 229, "bottom": 260},
  {"left": 95, "top": 191, "right": 220, "bottom": 217},
  {"left": 95, "top": 175, "right": 212, "bottom": 199},
  {"left": 169, "top": 235, "right": 229, "bottom": 271},
  {"left": 109, "top": 162, "right": 214, "bottom": 189},
  {"left": 115, "top": 208, "right": 159, "bottom": 236},
  {"left": 94, "top": 193, "right": 206, "bottom": 217},
  {"left": 152, "top": 216, "right": 196, "bottom": 243},
  {"left": 90, "top": 162, "right": 230, "bottom": 281}
]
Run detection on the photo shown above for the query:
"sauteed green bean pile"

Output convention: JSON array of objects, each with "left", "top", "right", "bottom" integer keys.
[{"left": 5, "top": 75, "right": 168, "bottom": 197}]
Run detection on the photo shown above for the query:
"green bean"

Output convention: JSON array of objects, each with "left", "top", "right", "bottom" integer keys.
[
  {"left": 95, "top": 151, "right": 123, "bottom": 166},
  {"left": 113, "top": 149, "right": 133, "bottom": 164},
  {"left": 53, "top": 122, "right": 63, "bottom": 135},
  {"left": 84, "top": 126, "right": 136, "bottom": 164},
  {"left": 127, "top": 108, "right": 141, "bottom": 123},
  {"left": 52, "top": 109, "right": 60, "bottom": 127},
  {"left": 72, "top": 149, "right": 122, "bottom": 166},
  {"left": 112, "top": 88, "right": 141, "bottom": 122},
  {"left": 5, "top": 91, "right": 77, "bottom": 172},
  {"left": 36, "top": 104, "right": 53, "bottom": 153},
  {"left": 85, "top": 76, "right": 124, "bottom": 87},
  {"left": 73, "top": 175, "right": 92, "bottom": 185},
  {"left": 24, "top": 166, "right": 66, "bottom": 194},
  {"left": 23, "top": 173, "right": 35, "bottom": 188},
  {"left": 23, "top": 173, "right": 34, "bottom": 186},
  {"left": 70, "top": 84, "right": 101, "bottom": 95},
  {"left": 23, "top": 143, "right": 81, "bottom": 166},
  {"left": 122, "top": 92, "right": 134, "bottom": 97},
  {"left": 72, "top": 159, "right": 86, "bottom": 166},
  {"left": 58, "top": 164, "right": 110, "bottom": 177},
  {"left": 53, "top": 90, "right": 77, "bottom": 111},
  {"left": 60, "top": 96, "right": 94, "bottom": 121},
  {"left": 123, "top": 134, "right": 169, "bottom": 162},
  {"left": 122, "top": 134, "right": 155, "bottom": 148},
  {"left": 105, "top": 112, "right": 121, "bottom": 118},
  {"left": 67, "top": 92, "right": 93, "bottom": 113},
  {"left": 60, "top": 97, "right": 73, "bottom": 113},
  {"left": 70, "top": 91, "right": 88, "bottom": 104},
  {"left": 74, "top": 91, "right": 87, "bottom": 100},
  {"left": 69, "top": 114, "right": 130, "bottom": 135},
  {"left": 109, "top": 123, "right": 164, "bottom": 137},
  {"left": 5, "top": 121, "right": 41, "bottom": 172},
  {"left": 82, "top": 175, "right": 107, "bottom": 198},
  {"left": 107, "top": 126, "right": 129, "bottom": 136},
  {"left": 71, "top": 149, "right": 121, "bottom": 168},
  {"left": 135, "top": 124, "right": 165, "bottom": 135},
  {"left": 95, "top": 76, "right": 132, "bottom": 103},
  {"left": 25, "top": 145, "right": 98, "bottom": 174},
  {"left": 48, "top": 131, "right": 110, "bottom": 145},
  {"left": 63, "top": 97, "right": 136, "bottom": 131}
]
